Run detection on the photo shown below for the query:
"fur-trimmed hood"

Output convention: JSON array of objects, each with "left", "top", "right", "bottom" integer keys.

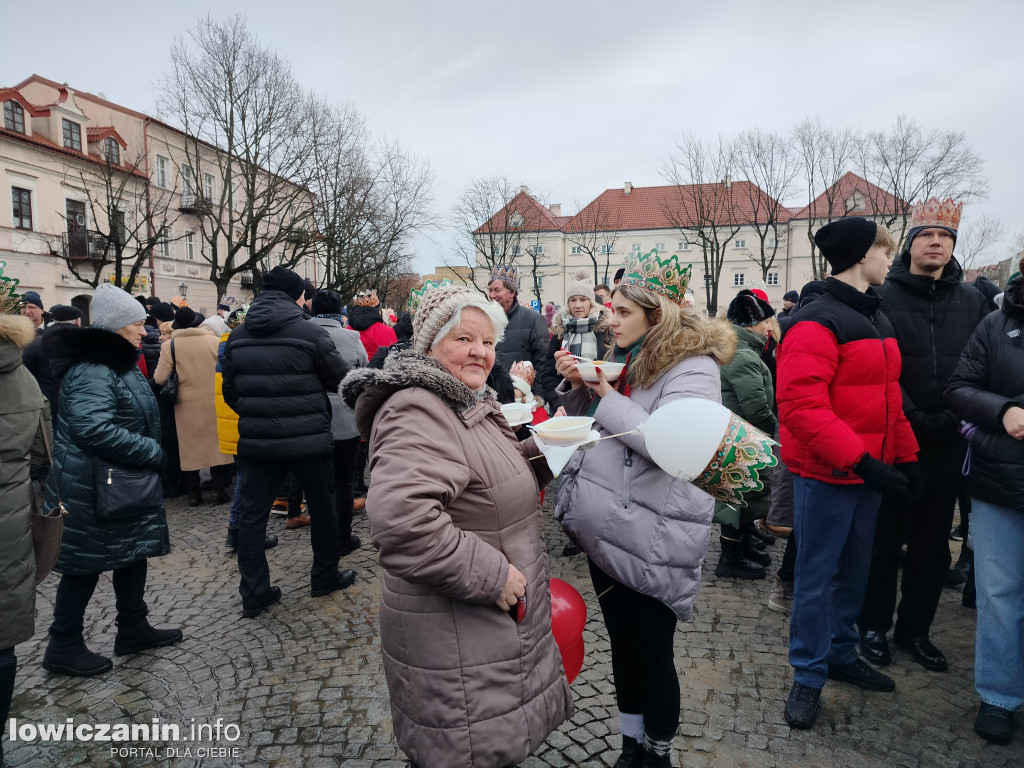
[
  {"left": 550, "top": 306, "right": 610, "bottom": 340},
  {"left": 42, "top": 324, "right": 142, "bottom": 378},
  {"left": 342, "top": 347, "right": 496, "bottom": 439},
  {"left": 0, "top": 314, "right": 37, "bottom": 348},
  {"left": 685, "top": 316, "right": 737, "bottom": 367}
]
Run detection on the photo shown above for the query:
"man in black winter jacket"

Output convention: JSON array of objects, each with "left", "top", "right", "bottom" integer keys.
[
  {"left": 487, "top": 265, "right": 554, "bottom": 409},
  {"left": 222, "top": 266, "right": 354, "bottom": 617},
  {"left": 858, "top": 199, "right": 989, "bottom": 673}
]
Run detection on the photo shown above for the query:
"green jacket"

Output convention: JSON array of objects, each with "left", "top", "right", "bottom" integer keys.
[
  {"left": 0, "top": 316, "right": 46, "bottom": 648},
  {"left": 43, "top": 325, "right": 169, "bottom": 575},
  {"left": 714, "top": 324, "right": 776, "bottom": 526}
]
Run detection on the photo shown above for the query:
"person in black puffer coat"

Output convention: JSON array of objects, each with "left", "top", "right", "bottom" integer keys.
[
  {"left": 22, "top": 305, "right": 83, "bottom": 417},
  {"left": 857, "top": 211, "right": 989, "bottom": 674},
  {"left": 221, "top": 267, "right": 353, "bottom": 617},
  {"left": 944, "top": 270, "right": 1024, "bottom": 745}
]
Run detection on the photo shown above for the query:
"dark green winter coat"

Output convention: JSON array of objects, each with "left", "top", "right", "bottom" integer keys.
[
  {"left": 42, "top": 325, "right": 169, "bottom": 576},
  {"left": 0, "top": 315, "right": 47, "bottom": 649},
  {"left": 714, "top": 324, "right": 776, "bottom": 526}
]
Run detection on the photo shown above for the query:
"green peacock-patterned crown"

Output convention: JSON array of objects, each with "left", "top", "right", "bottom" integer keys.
[
  {"left": 620, "top": 249, "right": 691, "bottom": 306},
  {"left": 407, "top": 278, "right": 453, "bottom": 316},
  {"left": 0, "top": 262, "right": 22, "bottom": 315}
]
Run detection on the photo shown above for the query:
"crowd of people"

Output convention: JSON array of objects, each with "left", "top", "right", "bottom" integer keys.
[{"left": 1, "top": 193, "right": 1022, "bottom": 766}]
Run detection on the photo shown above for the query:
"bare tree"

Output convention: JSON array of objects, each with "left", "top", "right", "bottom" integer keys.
[
  {"left": 735, "top": 129, "right": 797, "bottom": 282},
  {"left": 449, "top": 176, "right": 526, "bottom": 294},
  {"left": 955, "top": 214, "right": 1004, "bottom": 272},
  {"left": 793, "top": 118, "right": 858, "bottom": 280},
  {"left": 160, "top": 15, "right": 319, "bottom": 298},
  {"left": 520, "top": 225, "right": 561, "bottom": 305},
  {"left": 563, "top": 194, "right": 622, "bottom": 285},
  {"left": 857, "top": 115, "right": 988, "bottom": 249},
  {"left": 661, "top": 134, "right": 741, "bottom": 316},
  {"left": 56, "top": 148, "right": 182, "bottom": 293}
]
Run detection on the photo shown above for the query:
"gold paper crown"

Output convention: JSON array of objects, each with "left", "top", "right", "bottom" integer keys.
[
  {"left": 353, "top": 289, "right": 379, "bottom": 307},
  {"left": 490, "top": 264, "right": 518, "bottom": 285},
  {"left": 0, "top": 261, "right": 21, "bottom": 314},
  {"left": 910, "top": 197, "right": 963, "bottom": 232},
  {"left": 407, "top": 279, "right": 452, "bottom": 316},
  {"left": 621, "top": 249, "right": 692, "bottom": 306},
  {"left": 692, "top": 414, "right": 778, "bottom": 506}
]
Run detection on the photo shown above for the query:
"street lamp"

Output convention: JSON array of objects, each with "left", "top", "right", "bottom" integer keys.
[{"left": 178, "top": 280, "right": 188, "bottom": 299}]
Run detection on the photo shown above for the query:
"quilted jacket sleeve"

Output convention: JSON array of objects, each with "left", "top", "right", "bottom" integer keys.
[
  {"left": 724, "top": 349, "right": 777, "bottom": 435},
  {"left": 61, "top": 364, "right": 163, "bottom": 470},
  {"left": 367, "top": 390, "right": 508, "bottom": 605},
  {"left": 944, "top": 317, "right": 1008, "bottom": 429},
  {"left": 777, "top": 322, "right": 867, "bottom": 472}
]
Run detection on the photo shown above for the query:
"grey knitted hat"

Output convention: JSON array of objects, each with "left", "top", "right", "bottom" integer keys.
[
  {"left": 91, "top": 284, "right": 147, "bottom": 331},
  {"left": 412, "top": 285, "right": 506, "bottom": 355},
  {"left": 566, "top": 268, "right": 595, "bottom": 303}
]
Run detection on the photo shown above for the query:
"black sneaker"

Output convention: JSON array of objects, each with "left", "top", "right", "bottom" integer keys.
[
  {"left": 950, "top": 524, "right": 964, "bottom": 541},
  {"left": 827, "top": 659, "right": 895, "bottom": 691},
  {"left": 974, "top": 702, "right": 1014, "bottom": 745},
  {"left": 242, "top": 586, "right": 282, "bottom": 618},
  {"left": 784, "top": 682, "right": 821, "bottom": 729}
]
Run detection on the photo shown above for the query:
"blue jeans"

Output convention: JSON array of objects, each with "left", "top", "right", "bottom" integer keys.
[
  {"left": 789, "top": 477, "right": 880, "bottom": 689},
  {"left": 971, "top": 497, "right": 1024, "bottom": 711}
]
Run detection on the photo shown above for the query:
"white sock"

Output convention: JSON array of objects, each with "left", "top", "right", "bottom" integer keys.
[{"left": 619, "top": 712, "right": 644, "bottom": 741}]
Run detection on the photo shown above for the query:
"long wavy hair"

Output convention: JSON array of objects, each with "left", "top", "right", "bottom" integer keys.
[{"left": 611, "top": 283, "right": 728, "bottom": 389}]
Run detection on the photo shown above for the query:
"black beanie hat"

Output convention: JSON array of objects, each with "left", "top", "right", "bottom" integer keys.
[
  {"left": 262, "top": 266, "right": 304, "bottom": 300},
  {"left": 145, "top": 296, "right": 161, "bottom": 307},
  {"left": 813, "top": 217, "right": 878, "bottom": 275},
  {"left": 303, "top": 279, "right": 317, "bottom": 301},
  {"left": 783, "top": 290, "right": 799, "bottom": 303},
  {"left": 149, "top": 301, "right": 176, "bottom": 323},
  {"left": 50, "top": 304, "right": 83, "bottom": 322},
  {"left": 172, "top": 306, "right": 198, "bottom": 329},
  {"left": 727, "top": 289, "right": 775, "bottom": 327},
  {"left": 311, "top": 289, "right": 343, "bottom": 316}
]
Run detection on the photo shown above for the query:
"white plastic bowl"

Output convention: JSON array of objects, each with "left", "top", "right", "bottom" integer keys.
[
  {"left": 576, "top": 361, "right": 625, "bottom": 382},
  {"left": 534, "top": 416, "right": 595, "bottom": 446},
  {"left": 500, "top": 402, "right": 533, "bottom": 426}
]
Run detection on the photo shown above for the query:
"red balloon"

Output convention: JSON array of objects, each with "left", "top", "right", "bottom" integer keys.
[{"left": 560, "top": 635, "right": 584, "bottom": 684}]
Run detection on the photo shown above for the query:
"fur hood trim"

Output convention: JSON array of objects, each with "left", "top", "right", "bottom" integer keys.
[
  {"left": 550, "top": 306, "right": 610, "bottom": 340},
  {"left": 0, "top": 315, "right": 37, "bottom": 348},
  {"left": 342, "top": 347, "right": 495, "bottom": 413},
  {"left": 42, "top": 324, "right": 141, "bottom": 377},
  {"left": 699, "top": 316, "right": 738, "bottom": 367}
]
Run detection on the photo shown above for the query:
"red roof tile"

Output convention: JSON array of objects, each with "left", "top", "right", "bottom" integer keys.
[
  {"left": 86, "top": 126, "right": 128, "bottom": 149},
  {"left": 473, "top": 191, "right": 563, "bottom": 234},
  {"left": 789, "top": 172, "right": 904, "bottom": 219},
  {"left": 0, "top": 88, "right": 49, "bottom": 117}
]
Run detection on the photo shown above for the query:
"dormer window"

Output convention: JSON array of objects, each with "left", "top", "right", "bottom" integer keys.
[
  {"left": 103, "top": 137, "right": 120, "bottom": 165},
  {"left": 4, "top": 101, "right": 25, "bottom": 134},
  {"left": 509, "top": 212, "right": 524, "bottom": 228},
  {"left": 62, "top": 119, "right": 82, "bottom": 151}
]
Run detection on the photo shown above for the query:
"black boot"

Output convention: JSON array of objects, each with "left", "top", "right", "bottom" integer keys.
[
  {"left": 184, "top": 471, "right": 203, "bottom": 507},
  {"left": 42, "top": 634, "right": 112, "bottom": 677},
  {"left": 741, "top": 532, "right": 772, "bottom": 567},
  {"left": 225, "top": 525, "right": 239, "bottom": 550},
  {"left": 114, "top": 619, "right": 184, "bottom": 656},
  {"left": 715, "top": 536, "right": 766, "bottom": 579},
  {"left": 211, "top": 465, "right": 232, "bottom": 505},
  {"left": 744, "top": 520, "right": 775, "bottom": 547},
  {"left": 613, "top": 735, "right": 644, "bottom": 768}
]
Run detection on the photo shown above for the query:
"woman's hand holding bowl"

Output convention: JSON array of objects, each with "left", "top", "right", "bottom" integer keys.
[
  {"left": 554, "top": 350, "right": 584, "bottom": 389},
  {"left": 582, "top": 366, "right": 613, "bottom": 398},
  {"left": 496, "top": 564, "right": 526, "bottom": 612}
]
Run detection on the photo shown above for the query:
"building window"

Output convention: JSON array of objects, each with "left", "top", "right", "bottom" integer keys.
[
  {"left": 510, "top": 245, "right": 521, "bottom": 256},
  {"left": 629, "top": 243, "right": 642, "bottom": 256},
  {"left": 534, "top": 244, "right": 544, "bottom": 256},
  {"left": 767, "top": 237, "right": 778, "bottom": 249},
  {"left": 570, "top": 245, "right": 583, "bottom": 255},
  {"left": 733, "top": 239, "right": 746, "bottom": 249},
  {"left": 733, "top": 273, "right": 745, "bottom": 286},
  {"left": 103, "top": 137, "right": 120, "bottom": 165},
  {"left": 678, "top": 240, "right": 691, "bottom": 251},
  {"left": 4, "top": 101, "right": 25, "bottom": 133},
  {"left": 11, "top": 187, "right": 32, "bottom": 229},
  {"left": 535, "top": 276, "right": 543, "bottom": 290},
  {"left": 158, "top": 226, "right": 171, "bottom": 258},
  {"left": 181, "top": 164, "right": 194, "bottom": 196},
  {"left": 491, "top": 246, "right": 502, "bottom": 258},
  {"left": 156, "top": 155, "right": 169, "bottom": 189},
  {"left": 204, "top": 172, "right": 215, "bottom": 201},
  {"left": 767, "top": 272, "right": 779, "bottom": 286},
  {"left": 654, "top": 241, "right": 666, "bottom": 252},
  {"left": 185, "top": 231, "right": 195, "bottom": 261},
  {"left": 62, "top": 119, "right": 82, "bottom": 151},
  {"left": 509, "top": 212, "right": 524, "bottom": 228},
  {"left": 600, "top": 244, "right": 614, "bottom": 255},
  {"left": 66, "top": 199, "right": 86, "bottom": 233}
]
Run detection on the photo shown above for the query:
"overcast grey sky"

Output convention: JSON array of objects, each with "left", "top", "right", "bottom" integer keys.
[{"left": 3, "top": 0, "right": 1021, "bottom": 273}]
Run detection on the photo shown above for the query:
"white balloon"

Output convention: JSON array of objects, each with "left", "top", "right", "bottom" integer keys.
[{"left": 639, "top": 398, "right": 732, "bottom": 480}]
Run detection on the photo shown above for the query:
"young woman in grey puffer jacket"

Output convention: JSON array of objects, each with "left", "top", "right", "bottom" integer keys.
[{"left": 553, "top": 258, "right": 736, "bottom": 768}]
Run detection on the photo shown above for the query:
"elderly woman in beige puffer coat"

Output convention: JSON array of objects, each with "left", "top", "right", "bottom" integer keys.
[
  {"left": 342, "top": 285, "right": 572, "bottom": 768},
  {"left": 0, "top": 314, "right": 50, "bottom": 763}
]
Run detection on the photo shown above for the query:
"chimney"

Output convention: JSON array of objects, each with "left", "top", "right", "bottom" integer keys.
[
  {"left": 624, "top": 182, "right": 632, "bottom": 195},
  {"left": 549, "top": 203, "right": 562, "bottom": 217},
  {"left": 722, "top": 175, "right": 732, "bottom": 190},
  {"left": 520, "top": 185, "right": 529, "bottom": 195}
]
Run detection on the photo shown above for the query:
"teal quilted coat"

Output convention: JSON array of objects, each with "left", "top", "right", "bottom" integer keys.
[{"left": 43, "top": 325, "right": 169, "bottom": 575}]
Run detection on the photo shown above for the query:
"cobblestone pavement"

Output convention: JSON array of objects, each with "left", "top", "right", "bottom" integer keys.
[{"left": 6, "top": 478, "right": 1022, "bottom": 768}]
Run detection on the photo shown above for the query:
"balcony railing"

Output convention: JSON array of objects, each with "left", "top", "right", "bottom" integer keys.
[
  {"left": 62, "top": 230, "right": 111, "bottom": 261},
  {"left": 179, "top": 192, "right": 212, "bottom": 216}
]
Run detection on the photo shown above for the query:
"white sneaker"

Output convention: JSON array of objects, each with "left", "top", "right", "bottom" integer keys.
[{"left": 768, "top": 572, "right": 793, "bottom": 613}]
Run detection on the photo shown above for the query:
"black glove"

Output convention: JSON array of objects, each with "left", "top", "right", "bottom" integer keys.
[
  {"left": 896, "top": 461, "right": 924, "bottom": 499},
  {"left": 853, "top": 454, "right": 910, "bottom": 498}
]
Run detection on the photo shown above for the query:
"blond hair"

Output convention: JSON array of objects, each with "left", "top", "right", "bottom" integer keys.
[
  {"left": 611, "top": 283, "right": 726, "bottom": 389},
  {"left": 874, "top": 223, "right": 897, "bottom": 255}
]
